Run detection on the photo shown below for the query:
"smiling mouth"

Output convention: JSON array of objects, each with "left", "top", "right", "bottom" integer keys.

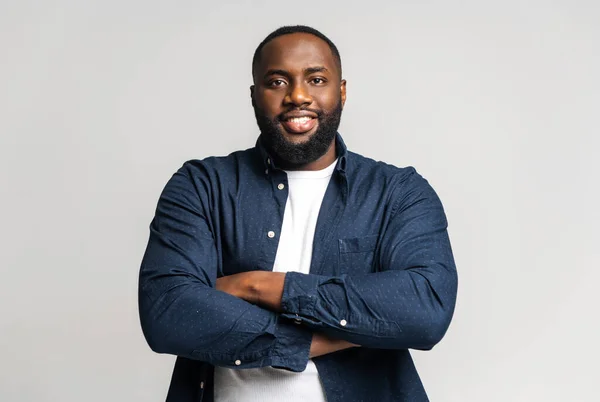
[{"left": 281, "top": 116, "right": 318, "bottom": 134}]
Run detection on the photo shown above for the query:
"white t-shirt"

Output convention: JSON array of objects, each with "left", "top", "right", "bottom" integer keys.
[{"left": 214, "top": 159, "right": 338, "bottom": 402}]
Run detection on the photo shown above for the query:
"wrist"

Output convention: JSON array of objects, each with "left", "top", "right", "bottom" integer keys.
[
  {"left": 244, "top": 271, "right": 262, "bottom": 304},
  {"left": 247, "top": 271, "right": 286, "bottom": 311}
]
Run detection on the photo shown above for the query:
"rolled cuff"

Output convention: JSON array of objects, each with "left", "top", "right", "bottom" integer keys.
[{"left": 270, "top": 316, "right": 313, "bottom": 372}]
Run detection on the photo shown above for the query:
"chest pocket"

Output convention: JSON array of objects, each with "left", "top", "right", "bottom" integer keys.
[{"left": 338, "top": 235, "right": 379, "bottom": 275}]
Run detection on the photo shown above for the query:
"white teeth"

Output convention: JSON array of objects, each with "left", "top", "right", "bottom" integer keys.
[{"left": 288, "top": 117, "right": 312, "bottom": 124}]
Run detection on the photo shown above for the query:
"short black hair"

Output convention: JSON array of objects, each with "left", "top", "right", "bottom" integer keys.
[{"left": 252, "top": 25, "right": 342, "bottom": 81}]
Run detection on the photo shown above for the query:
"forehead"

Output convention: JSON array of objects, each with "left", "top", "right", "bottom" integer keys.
[{"left": 257, "top": 33, "right": 337, "bottom": 74}]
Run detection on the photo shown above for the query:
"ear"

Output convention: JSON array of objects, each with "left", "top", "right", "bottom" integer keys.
[
  {"left": 250, "top": 85, "right": 256, "bottom": 107},
  {"left": 340, "top": 79, "right": 347, "bottom": 108}
]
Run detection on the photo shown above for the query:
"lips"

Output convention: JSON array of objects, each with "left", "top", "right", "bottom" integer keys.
[{"left": 280, "top": 112, "right": 318, "bottom": 134}]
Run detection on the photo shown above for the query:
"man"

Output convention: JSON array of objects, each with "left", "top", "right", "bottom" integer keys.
[{"left": 139, "top": 25, "right": 458, "bottom": 402}]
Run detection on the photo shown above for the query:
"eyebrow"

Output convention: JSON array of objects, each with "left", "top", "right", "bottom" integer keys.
[
  {"left": 263, "top": 66, "right": 330, "bottom": 79},
  {"left": 304, "top": 66, "right": 329, "bottom": 75},
  {"left": 263, "top": 69, "right": 290, "bottom": 79}
]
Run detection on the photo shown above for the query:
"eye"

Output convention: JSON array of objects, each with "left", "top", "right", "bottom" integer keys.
[
  {"left": 269, "top": 79, "right": 286, "bottom": 87},
  {"left": 311, "top": 77, "right": 327, "bottom": 85}
]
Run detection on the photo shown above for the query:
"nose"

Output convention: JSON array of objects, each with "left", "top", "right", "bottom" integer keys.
[{"left": 284, "top": 82, "right": 312, "bottom": 107}]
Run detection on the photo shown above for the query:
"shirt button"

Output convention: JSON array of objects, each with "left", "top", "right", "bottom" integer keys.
[
  {"left": 340, "top": 319, "right": 347, "bottom": 327},
  {"left": 235, "top": 360, "right": 241, "bottom": 366},
  {"left": 277, "top": 183, "right": 285, "bottom": 190},
  {"left": 267, "top": 231, "right": 275, "bottom": 238}
]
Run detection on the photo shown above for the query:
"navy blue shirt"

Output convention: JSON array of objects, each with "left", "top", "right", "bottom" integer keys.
[{"left": 139, "top": 133, "right": 458, "bottom": 401}]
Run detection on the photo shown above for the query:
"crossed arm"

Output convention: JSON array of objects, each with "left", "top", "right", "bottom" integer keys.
[
  {"left": 139, "top": 166, "right": 457, "bottom": 372},
  {"left": 216, "top": 271, "right": 358, "bottom": 358}
]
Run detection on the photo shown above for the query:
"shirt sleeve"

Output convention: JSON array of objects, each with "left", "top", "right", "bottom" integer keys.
[
  {"left": 279, "top": 169, "right": 458, "bottom": 350},
  {"left": 139, "top": 164, "right": 312, "bottom": 372}
]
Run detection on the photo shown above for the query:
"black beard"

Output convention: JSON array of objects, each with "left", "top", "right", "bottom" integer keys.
[{"left": 254, "top": 100, "right": 343, "bottom": 168}]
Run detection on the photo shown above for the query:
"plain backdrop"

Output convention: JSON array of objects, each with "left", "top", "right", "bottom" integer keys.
[{"left": 1, "top": 1, "right": 599, "bottom": 401}]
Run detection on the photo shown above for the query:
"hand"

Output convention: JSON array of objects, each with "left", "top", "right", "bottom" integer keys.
[
  {"left": 216, "top": 272, "right": 257, "bottom": 303},
  {"left": 216, "top": 271, "right": 286, "bottom": 311},
  {"left": 310, "top": 333, "right": 360, "bottom": 358}
]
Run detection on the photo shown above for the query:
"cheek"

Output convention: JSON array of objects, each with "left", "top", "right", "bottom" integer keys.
[
  {"left": 256, "top": 91, "right": 283, "bottom": 115},
  {"left": 316, "top": 93, "right": 340, "bottom": 112}
]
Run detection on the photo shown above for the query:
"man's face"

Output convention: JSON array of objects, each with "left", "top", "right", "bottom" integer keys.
[{"left": 251, "top": 33, "right": 347, "bottom": 167}]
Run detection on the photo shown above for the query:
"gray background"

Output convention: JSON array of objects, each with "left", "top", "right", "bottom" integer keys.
[{"left": 1, "top": 1, "right": 599, "bottom": 401}]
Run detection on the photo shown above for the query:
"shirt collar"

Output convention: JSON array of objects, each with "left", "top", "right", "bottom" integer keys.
[{"left": 255, "top": 132, "right": 349, "bottom": 174}]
